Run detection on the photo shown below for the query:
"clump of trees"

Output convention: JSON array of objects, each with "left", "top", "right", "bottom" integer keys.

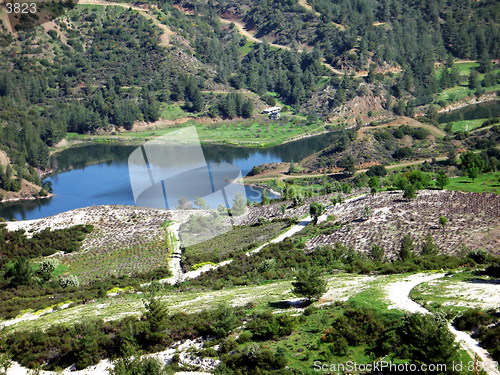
[{"left": 0, "top": 224, "right": 93, "bottom": 264}]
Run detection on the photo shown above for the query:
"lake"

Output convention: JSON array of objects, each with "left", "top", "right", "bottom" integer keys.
[
  {"left": 0, "top": 131, "right": 341, "bottom": 220},
  {"left": 437, "top": 100, "right": 499, "bottom": 124}
]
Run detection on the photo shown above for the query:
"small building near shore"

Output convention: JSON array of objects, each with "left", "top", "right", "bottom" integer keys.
[{"left": 262, "top": 106, "right": 281, "bottom": 119}]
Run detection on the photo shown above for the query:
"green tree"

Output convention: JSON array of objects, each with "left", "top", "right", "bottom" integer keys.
[
  {"left": 261, "top": 190, "right": 270, "bottom": 205},
  {"left": 368, "top": 176, "right": 380, "bottom": 194},
  {"left": 399, "top": 235, "right": 414, "bottom": 261},
  {"left": 190, "top": 87, "right": 204, "bottom": 113},
  {"left": 369, "top": 244, "right": 385, "bottom": 262},
  {"left": 435, "top": 172, "right": 449, "bottom": 189},
  {"left": 36, "top": 259, "right": 56, "bottom": 283},
  {"left": 468, "top": 70, "right": 480, "bottom": 90},
  {"left": 309, "top": 202, "right": 324, "bottom": 224},
  {"left": 241, "top": 99, "right": 254, "bottom": 118},
  {"left": 231, "top": 192, "right": 247, "bottom": 216},
  {"left": 143, "top": 295, "right": 169, "bottom": 346},
  {"left": 421, "top": 233, "right": 438, "bottom": 256},
  {"left": 337, "top": 154, "right": 356, "bottom": 174},
  {"left": 459, "top": 151, "right": 484, "bottom": 182},
  {"left": 478, "top": 53, "right": 492, "bottom": 74},
  {"left": 399, "top": 314, "right": 459, "bottom": 374},
  {"left": 10, "top": 258, "right": 33, "bottom": 287},
  {"left": 194, "top": 196, "right": 208, "bottom": 209},
  {"left": 206, "top": 304, "right": 239, "bottom": 339},
  {"left": 403, "top": 183, "right": 417, "bottom": 199},
  {"left": 439, "top": 216, "right": 448, "bottom": 231},
  {"left": 292, "top": 268, "right": 327, "bottom": 302}
]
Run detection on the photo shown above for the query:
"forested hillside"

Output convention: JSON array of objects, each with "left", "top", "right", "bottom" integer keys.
[{"left": 0, "top": 0, "right": 498, "bottom": 195}]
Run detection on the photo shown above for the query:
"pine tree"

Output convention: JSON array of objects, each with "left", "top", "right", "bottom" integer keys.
[
  {"left": 231, "top": 192, "right": 247, "bottom": 216},
  {"left": 292, "top": 268, "right": 327, "bottom": 302},
  {"left": 421, "top": 233, "right": 438, "bottom": 256},
  {"left": 399, "top": 235, "right": 414, "bottom": 261}
]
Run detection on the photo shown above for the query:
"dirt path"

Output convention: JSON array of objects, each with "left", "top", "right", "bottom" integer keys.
[
  {"left": 219, "top": 18, "right": 293, "bottom": 51},
  {"left": 385, "top": 273, "right": 500, "bottom": 375},
  {"left": 218, "top": 17, "right": 361, "bottom": 77},
  {"left": 78, "top": 0, "right": 174, "bottom": 47},
  {"left": 386, "top": 273, "right": 446, "bottom": 313}
]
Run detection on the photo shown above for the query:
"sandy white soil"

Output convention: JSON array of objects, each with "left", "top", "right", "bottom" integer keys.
[
  {"left": 386, "top": 273, "right": 446, "bottom": 313},
  {"left": 440, "top": 280, "right": 500, "bottom": 309},
  {"left": 385, "top": 273, "right": 500, "bottom": 375}
]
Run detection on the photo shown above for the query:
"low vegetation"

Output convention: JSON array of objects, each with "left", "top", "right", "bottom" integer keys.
[{"left": 182, "top": 219, "right": 290, "bottom": 271}]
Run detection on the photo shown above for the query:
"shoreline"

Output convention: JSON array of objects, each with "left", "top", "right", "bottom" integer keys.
[
  {"left": 0, "top": 192, "right": 54, "bottom": 205},
  {"left": 50, "top": 127, "right": 337, "bottom": 155},
  {"left": 437, "top": 93, "right": 498, "bottom": 114}
]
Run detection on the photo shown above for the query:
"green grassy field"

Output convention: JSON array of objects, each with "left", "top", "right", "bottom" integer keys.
[
  {"left": 434, "top": 62, "right": 499, "bottom": 104},
  {"left": 446, "top": 172, "right": 500, "bottom": 194},
  {"left": 435, "top": 86, "right": 474, "bottom": 103},
  {"left": 159, "top": 103, "right": 193, "bottom": 120},
  {"left": 67, "top": 117, "right": 328, "bottom": 147},
  {"left": 240, "top": 40, "right": 255, "bottom": 55},
  {"left": 447, "top": 118, "right": 487, "bottom": 132}
]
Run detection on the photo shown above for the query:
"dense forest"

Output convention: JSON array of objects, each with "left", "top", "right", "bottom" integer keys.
[{"left": 0, "top": 0, "right": 499, "bottom": 193}]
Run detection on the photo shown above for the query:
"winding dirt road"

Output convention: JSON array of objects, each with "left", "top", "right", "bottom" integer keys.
[{"left": 386, "top": 273, "right": 500, "bottom": 375}]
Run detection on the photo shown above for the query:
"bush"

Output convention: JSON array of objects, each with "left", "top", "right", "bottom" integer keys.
[
  {"left": 366, "top": 165, "right": 387, "bottom": 177},
  {"left": 247, "top": 312, "right": 298, "bottom": 340},
  {"left": 59, "top": 275, "right": 80, "bottom": 288},
  {"left": 453, "top": 309, "right": 494, "bottom": 331}
]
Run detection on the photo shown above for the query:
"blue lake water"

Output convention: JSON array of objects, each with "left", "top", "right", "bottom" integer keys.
[{"left": 0, "top": 131, "right": 340, "bottom": 220}]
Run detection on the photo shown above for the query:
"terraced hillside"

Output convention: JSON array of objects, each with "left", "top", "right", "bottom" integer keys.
[
  {"left": 307, "top": 190, "right": 500, "bottom": 256},
  {"left": 5, "top": 206, "right": 173, "bottom": 283}
]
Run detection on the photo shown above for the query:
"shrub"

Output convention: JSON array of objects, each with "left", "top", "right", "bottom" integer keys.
[
  {"left": 248, "top": 312, "right": 298, "bottom": 340},
  {"left": 453, "top": 309, "right": 494, "bottom": 331},
  {"left": 59, "top": 275, "right": 80, "bottom": 288}
]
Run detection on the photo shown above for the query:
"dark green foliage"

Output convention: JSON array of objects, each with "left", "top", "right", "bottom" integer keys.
[
  {"left": 309, "top": 202, "right": 324, "bottom": 224},
  {"left": 247, "top": 311, "right": 298, "bottom": 340},
  {"left": 453, "top": 309, "right": 495, "bottom": 332},
  {"left": 366, "top": 164, "right": 387, "bottom": 177},
  {"left": 436, "top": 171, "right": 449, "bottom": 189},
  {"left": 220, "top": 344, "right": 288, "bottom": 374},
  {"left": 337, "top": 154, "right": 356, "bottom": 174},
  {"left": 421, "top": 233, "right": 438, "bottom": 256},
  {"left": 369, "top": 244, "right": 385, "bottom": 262},
  {"left": 322, "top": 305, "right": 387, "bottom": 347},
  {"left": 9, "top": 258, "right": 33, "bottom": 287},
  {"left": 398, "top": 314, "right": 459, "bottom": 374},
  {"left": 0, "top": 224, "right": 93, "bottom": 264},
  {"left": 292, "top": 267, "right": 327, "bottom": 301},
  {"left": 478, "top": 323, "right": 500, "bottom": 362},
  {"left": 399, "top": 235, "right": 414, "bottom": 261},
  {"left": 393, "top": 146, "right": 413, "bottom": 160},
  {"left": 460, "top": 151, "right": 485, "bottom": 182},
  {"left": 142, "top": 295, "right": 170, "bottom": 348},
  {"left": 203, "top": 304, "right": 240, "bottom": 339},
  {"left": 5, "top": 304, "right": 247, "bottom": 370},
  {"left": 111, "top": 357, "right": 167, "bottom": 375}
]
